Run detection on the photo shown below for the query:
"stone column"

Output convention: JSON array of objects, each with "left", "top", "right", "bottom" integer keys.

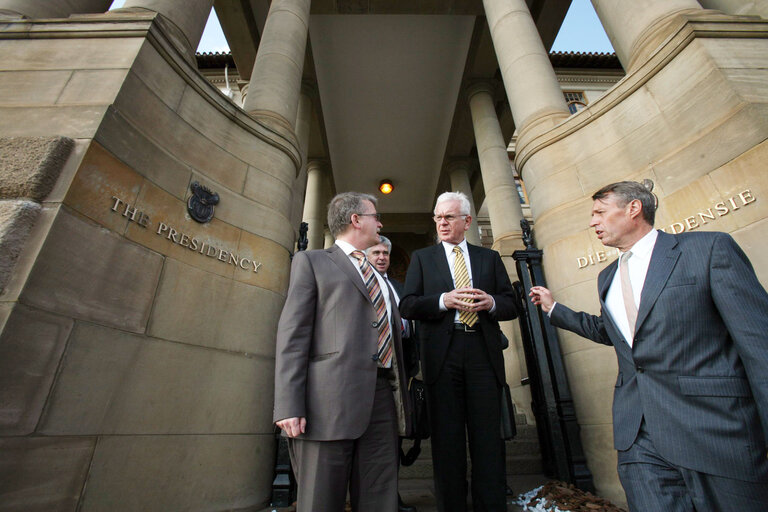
[
  {"left": 481, "top": 0, "right": 570, "bottom": 139},
  {"left": 467, "top": 82, "right": 524, "bottom": 254},
  {"left": 324, "top": 230, "right": 334, "bottom": 249},
  {"left": 242, "top": 0, "right": 311, "bottom": 134},
  {"left": 0, "top": 0, "right": 111, "bottom": 18},
  {"left": 290, "top": 82, "right": 314, "bottom": 235},
  {"left": 591, "top": 0, "right": 703, "bottom": 71},
  {"left": 698, "top": 0, "right": 768, "bottom": 18},
  {"left": 446, "top": 159, "right": 482, "bottom": 247},
  {"left": 302, "top": 160, "right": 328, "bottom": 250},
  {"left": 465, "top": 85, "right": 532, "bottom": 422},
  {"left": 112, "top": 0, "right": 213, "bottom": 64}
]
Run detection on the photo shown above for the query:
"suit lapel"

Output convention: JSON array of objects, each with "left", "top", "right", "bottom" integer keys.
[
  {"left": 597, "top": 261, "right": 633, "bottom": 353},
  {"left": 598, "top": 260, "right": 618, "bottom": 302},
  {"left": 327, "top": 245, "right": 371, "bottom": 303},
  {"left": 635, "top": 231, "right": 680, "bottom": 332},
  {"left": 468, "top": 243, "right": 484, "bottom": 289},
  {"left": 430, "top": 243, "right": 454, "bottom": 290}
]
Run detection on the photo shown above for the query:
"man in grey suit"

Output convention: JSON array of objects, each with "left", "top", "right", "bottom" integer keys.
[
  {"left": 529, "top": 181, "right": 768, "bottom": 511},
  {"left": 274, "top": 192, "right": 412, "bottom": 512}
]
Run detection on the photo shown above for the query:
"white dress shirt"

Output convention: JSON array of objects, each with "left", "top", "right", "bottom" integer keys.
[
  {"left": 335, "top": 240, "right": 394, "bottom": 327},
  {"left": 438, "top": 239, "right": 495, "bottom": 321},
  {"left": 604, "top": 229, "right": 658, "bottom": 346}
]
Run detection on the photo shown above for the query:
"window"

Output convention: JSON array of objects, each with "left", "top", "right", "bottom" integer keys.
[{"left": 564, "top": 91, "right": 587, "bottom": 114}]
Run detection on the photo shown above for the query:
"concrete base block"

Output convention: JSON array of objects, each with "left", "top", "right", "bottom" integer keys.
[
  {"left": 0, "top": 136, "right": 73, "bottom": 201},
  {"left": 0, "top": 436, "right": 96, "bottom": 512},
  {"left": 0, "top": 303, "right": 73, "bottom": 435},
  {"left": 79, "top": 434, "right": 274, "bottom": 512},
  {"left": 0, "top": 200, "right": 41, "bottom": 293}
]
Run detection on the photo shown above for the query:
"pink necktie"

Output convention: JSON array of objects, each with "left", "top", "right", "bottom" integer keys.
[{"left": 620, "top": 251, "right": 637, "bottom": 338}]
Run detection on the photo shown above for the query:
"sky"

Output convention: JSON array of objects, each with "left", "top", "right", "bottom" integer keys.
[{"left": 110, "top": 0, "right": 614, "bottom": 54}]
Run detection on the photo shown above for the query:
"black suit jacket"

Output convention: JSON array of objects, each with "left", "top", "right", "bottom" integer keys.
[
  {"left": 388, "top": 277, "right": 420, "bottom": 379},
  {"left": 400, "top": 242, "right": 518, "bottom": 385},
  {"left": 551, "top": 231, "right": 768, "bottom": 482}
]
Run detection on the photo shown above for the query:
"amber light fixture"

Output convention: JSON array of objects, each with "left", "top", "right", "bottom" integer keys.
[{"left": 379, "top": 179, "right": 394, "bottom": 194}]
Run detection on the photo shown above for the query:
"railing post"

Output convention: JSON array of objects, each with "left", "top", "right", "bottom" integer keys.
[{"left": 512, "top": 220, "right": 594, "bottom": 492}]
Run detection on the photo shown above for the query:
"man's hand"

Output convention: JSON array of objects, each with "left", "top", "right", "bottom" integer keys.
[
  {"left": 444, "top": 287, "right": 494, "bottom": 312},
  {"left": 529, "top": 286, "right": 555, "bottom": 313},
  {"left": 276, "top": 417, "right": 306, "bottom": 438}
]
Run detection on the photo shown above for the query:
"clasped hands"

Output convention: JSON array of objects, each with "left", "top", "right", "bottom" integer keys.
[{"left": 444, "top": 287, "right": 493, "bottom": 312}]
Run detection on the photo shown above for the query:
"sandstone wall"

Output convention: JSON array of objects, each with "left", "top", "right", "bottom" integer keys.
[{"left": 0, "top": 13, "right": 297, "bottom": 511}]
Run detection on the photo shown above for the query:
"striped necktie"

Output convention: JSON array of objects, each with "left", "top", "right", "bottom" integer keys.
[
  {"left": 351, "top": 251, "right": 392, "bottom": 368},
  {"left": 453, "top": 246, "right": 478, "bottom": 327}
]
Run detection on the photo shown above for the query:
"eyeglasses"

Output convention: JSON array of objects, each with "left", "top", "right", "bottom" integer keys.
[
  {"left": 432, "top": 214, "right": 467, "bottom": 223},
  {"left": 355, "top": 213, "right": 381, "bottom": 221}
]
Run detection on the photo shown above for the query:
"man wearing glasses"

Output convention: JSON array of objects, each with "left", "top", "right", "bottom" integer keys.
[
  {"left": 274, "top": 192, "right": 412, "bottom": 512},
  {"left": 400, "top": 191, "right": 518, "bottom": 512}
]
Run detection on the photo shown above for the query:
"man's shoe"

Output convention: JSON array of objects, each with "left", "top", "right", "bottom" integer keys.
[{"left": 398, "top": 493, "right": 416, "bottom": 512}]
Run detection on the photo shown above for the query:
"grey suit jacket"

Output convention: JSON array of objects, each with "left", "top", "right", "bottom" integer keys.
[
  {"left": 273, "top": 245, "right": 412, "bottom": 441},
  {"left": 551, "top": 230, "right": 768, "bottom": 482}
]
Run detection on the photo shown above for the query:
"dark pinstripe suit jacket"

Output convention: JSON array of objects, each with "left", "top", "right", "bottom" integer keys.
[{"left": 551, "top": 230, "right": 768, "bottom": 482}]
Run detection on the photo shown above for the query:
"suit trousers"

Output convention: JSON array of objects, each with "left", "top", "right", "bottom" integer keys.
[
  {"left": 618, "top": 421, "right": 768, "bottom": 512},
  {"left": 289, "top": 373, "right": 399, "bottom": 512},
  {"left": 427, "top": 329, "right": 506, "bottom": 512}
]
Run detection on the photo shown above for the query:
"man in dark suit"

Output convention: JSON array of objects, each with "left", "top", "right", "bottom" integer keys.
[
  {"left": 530, "top": 181, "right": 768, "bottom": 511},
  {"left": 367, "top": 235, "right": 419, "bottom": 379},
  {"left": 274, "top": 192, "right": 412, "bottom": 512},
  {"left": 368, "top": 235, "right": 419, "bottom": 512},
  {"left": 400, "top": 191, "right": 518, "bottom": 512}
]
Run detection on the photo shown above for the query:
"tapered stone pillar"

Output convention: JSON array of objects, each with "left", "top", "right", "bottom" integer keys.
[
  {"left": 0, "top": 0, "right": 111, "bottom": 18},
  {"left": 112, "top": 0, "right": 213, "bottom": 64},
  {"left": 591, "top": 0, "right": 703, "bottom": 70},
  {"left": 242, "top": 0, "right": 311, "bottom": 134},
  {"left": 467, "top": 82, "right": 524, "bottom": 254},
  {"left": 302, "top": 160, "right": 328, "bottom": 250},
  {"left": 698, "top": 0, "right": 768, "bottom": 18},
  {"left": 481, "top": 0, "right": 569, "bottom": 140},
  {"left": 466, "top": 83, "right": 531, "bottom": 424},
  {"left": 446, "top": 159, "right": 481, "bottom": 247},
  {"left": 290, "top": 83, "right": 314, "bottom": 235},
  {"left": 324, "top": 230, "right": 334, "bottom": 249}
]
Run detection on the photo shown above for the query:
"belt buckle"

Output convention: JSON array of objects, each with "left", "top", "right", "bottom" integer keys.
[{"left": 458, "top": 323, "right": 477, "bottom": 333}]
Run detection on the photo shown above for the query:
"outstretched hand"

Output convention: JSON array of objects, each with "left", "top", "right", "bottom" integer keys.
[{"left": 529, "top": 286, "right": 555, "bottom": 313}]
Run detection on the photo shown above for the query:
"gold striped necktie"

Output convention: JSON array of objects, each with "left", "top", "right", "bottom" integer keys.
[
  {"left": 453, "top": 246, "right": 478, "bottom": 327},
  {"left": 352, "top": 251, "right": 392, "bottom": 367}
]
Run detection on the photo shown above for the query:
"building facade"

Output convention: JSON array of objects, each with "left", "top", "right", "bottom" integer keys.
[{"left": 1, "top": 0, "right": 767, "bottom": 510}]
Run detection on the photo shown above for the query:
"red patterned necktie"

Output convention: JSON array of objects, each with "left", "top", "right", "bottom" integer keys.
[{"left": 352, "top": 251, "right": 392, "bottom": 368}]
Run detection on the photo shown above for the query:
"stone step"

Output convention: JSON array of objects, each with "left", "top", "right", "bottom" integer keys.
[
  {"left": 399, "top": 429, "right": 544, "bottom": 480},
  {"left": 399, "top": 453, "right": 544, "bottom": 479},
  {"left": 404, "top": 437, "right": 540, "bottom": 459}
]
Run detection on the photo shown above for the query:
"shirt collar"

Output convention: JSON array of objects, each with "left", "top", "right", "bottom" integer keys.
[
  {"left": 441, "top": 238, "right": 469, "bottom": 258},
  {"left": 624, "top": 228, "right": 658, "bottom": 260},
  {"left": 335, "top": 239, "right": 360, "bottom": 256}
]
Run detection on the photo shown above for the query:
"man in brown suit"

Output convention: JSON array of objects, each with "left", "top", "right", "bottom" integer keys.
[{"left": 274, "top": 191, "right": 412, "bottom": 512}]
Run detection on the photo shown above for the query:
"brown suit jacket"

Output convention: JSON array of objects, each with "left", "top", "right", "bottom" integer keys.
[{"left": 273, "top": 245, "right": 412, "bottom": 441}]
